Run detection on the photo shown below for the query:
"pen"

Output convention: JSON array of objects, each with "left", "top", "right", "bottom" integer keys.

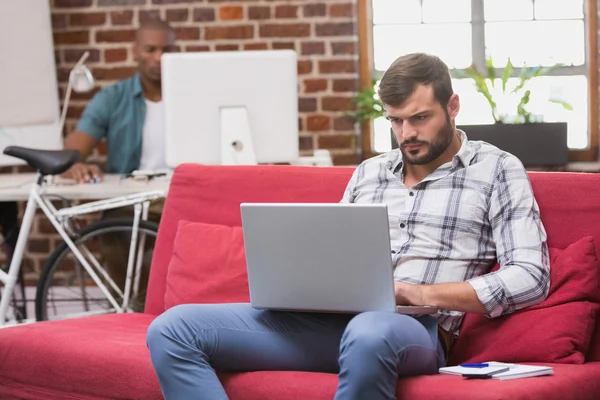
[{"left": 460, "top": 363, "right": 489, "bottom": 368}]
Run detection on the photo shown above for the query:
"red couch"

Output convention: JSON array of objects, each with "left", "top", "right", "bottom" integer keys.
[{"left": 1, "top": 164, "right": 600, "bottom": 400}]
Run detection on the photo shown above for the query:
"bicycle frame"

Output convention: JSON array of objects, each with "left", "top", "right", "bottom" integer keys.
[{"left": 0, "top": 173, "right": 166, "bottom": 327}]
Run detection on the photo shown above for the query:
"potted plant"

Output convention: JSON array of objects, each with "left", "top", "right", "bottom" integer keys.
[{"left": 453, "top": 57, "right": 572, "bottom": 167}]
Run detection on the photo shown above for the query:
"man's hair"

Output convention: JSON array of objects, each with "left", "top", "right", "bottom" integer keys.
[
  {"left": 136, "top": 16, "right": 174, "bottom": 41},
  {"left": 378, "top": 53, "right": 453, "bottom": 109}
]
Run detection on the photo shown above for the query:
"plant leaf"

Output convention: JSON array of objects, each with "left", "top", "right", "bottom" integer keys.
[
  {"left": 487, "top": 56, "right": 496, "bottom": 88},
  {"left": 549, "top": 98, "right": 574, "bottom": 110},
  {"left": 501, "top": 58, "right": 513, "bottom": 93}
]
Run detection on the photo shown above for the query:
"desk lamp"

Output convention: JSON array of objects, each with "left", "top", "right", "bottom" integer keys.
[{"left": 58, "top": 51, "right": 95, "bottom": 136}]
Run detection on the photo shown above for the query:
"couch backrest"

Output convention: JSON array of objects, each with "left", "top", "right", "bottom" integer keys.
[
  {"left": 145, "top": 164, "right": 355, "bottom": 315},
  {"left": 146, "top": 165, "right": 600, "bottom": 360}
]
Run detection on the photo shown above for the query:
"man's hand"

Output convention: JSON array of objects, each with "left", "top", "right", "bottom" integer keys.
[
  {"left": 394, "top": 281, "right": 425, "bottom": 306},
  {"left": 394, "top": 280, "right": 488, "bottom": 314},
  {"left": 61, "top": 162, "right": 103, "bottom": 184}
]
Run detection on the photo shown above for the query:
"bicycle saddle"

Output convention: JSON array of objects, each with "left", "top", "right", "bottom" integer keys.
[{"left": 3, "top": 146, "right": 81, "bottom": 176}]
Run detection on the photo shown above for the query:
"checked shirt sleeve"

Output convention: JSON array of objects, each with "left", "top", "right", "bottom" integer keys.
[{"left": 468, "top": 156, "right": 550, "bottom": 318}]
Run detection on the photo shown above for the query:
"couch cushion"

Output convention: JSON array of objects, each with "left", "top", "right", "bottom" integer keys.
[
  {"left": 450, "top": 236, "right": 600, "bottom": 365},
  {"left": 165, "top": 220, "right": 249, "bottom": 309},
  {"left": 219, "top": 363, "right": 600, "bottom": 400},
  {"left": 0, "top": 313, "right": 162, "bottom": 400},
  {"left": 146, "top": 164, "right": 355, "bottom": 315}
]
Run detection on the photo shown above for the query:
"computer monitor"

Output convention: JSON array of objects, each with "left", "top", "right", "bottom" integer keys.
[{"left": 161, "top": 50, "right": 299, "bottom": 167}]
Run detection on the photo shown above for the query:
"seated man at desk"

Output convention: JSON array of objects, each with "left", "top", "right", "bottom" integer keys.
[
  {"left": 62, "top": 17, "right": 175, "bottom": 183},
  {"left": 61, "top": 17, "right": 176, "bottom": 310}
]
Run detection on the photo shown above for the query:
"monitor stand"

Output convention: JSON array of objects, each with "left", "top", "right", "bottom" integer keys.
[{"left": 220, "top": 106, "right": 257, "bottom": 165}]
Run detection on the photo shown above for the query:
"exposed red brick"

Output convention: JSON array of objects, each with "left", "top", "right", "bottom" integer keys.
[
  {"left": 66, "top": 105, "right": 86, "bottom": 119},
  {"left": 297, "top": 60, "right": 313, "bottom": 75},
  {"left": 259, "top": 23, "right": 310, "bottom": 38},
  {"left": 205, "top": 25, "right": 254, "bottom": 40},
  {"left": 104, "top": 48, "right": 128, "bottom": 63},
  {"left": 301, "top": 41, "right": 326, "bottom": 55},
  {"left": 193, "top": 8, "right": 216, "bottom": 22},
  {"left": 53, "top": 31, "right": 89, "bottom": 45},
  {"left": 248, "top": 6, "right": 270, "bottom": 20},
  {"left": 165, "top": 8, "right": 189, "bottom": 22},
  {"left": 63, "top": 48, "right": 101, "bottom": 63},
  {"left": 303, "top": 79, "right": 328, "bottom": 93},
  {"left": 96, "top": 29, "right": 136, "bottom": 43},
  {"left": 330, "top": 3, "right": 355, "bottom": 18},
  {"left": 175, "top": 27, "right": 201, "bottom": 41},
  {"left": 275, "top": 5, "right": 298, "bottom": 19},
  {"left": 186, "top": 45, "right": 211, "bottom": 52},
  {"left": 319, "top": 59, "right": 357, "bottom": 74},
  {"left": 110, "top": 10, "right": 134, "bottom": 25},
  {"left": 139, "top": 10, "right": 161, "bottom": 23},
  {"left": 244, "top": 43, "right": 269, "bottom": 50},
  {"left": 272, "top": 42, "right": 295, "bottom": 50},
  {"left": 307, "top": 116, "right": 331, "bottom": 131},
  {"left": 69, "top": 12, "right": 106, "bottom": 27},
  {"left": 219, "top": 6, "right": 244, "bottom": 20},
  {"left": 55, "top": 0, "right": 92, "bottom": 7},
  {"left": 98, "top": 0, "right": 144, "bottom": 5},
  {"left": 52, "top": 14, "right": 68, "bottom": 30},
  {"left": 92, "top": 67, "right": 137, "bottom": 81},
  {"left": 299, "top": 135, "right": 313, "bottom": 151},
  {"left": 316, "top": 22, "right": 355, "bottom": 37},
  {"left": 151, "top": 0, "right": 193, "bottom": 4},
  {"left": 298, "top": 98, "right": 318, "bottom": 113},
  {"left": 331, "top": 41, "right": 357, "bottom": 55},
  {"left": 55, "top": 67, "right": 71, "bottom": 83},
  {"left": 334, "top": 116, "right": 355, "bottom": 131},
  {"left": 322, "top": 96, "right": 354, "bottom": 112},
  {"left": 216, "top": 44, "right": 239, "bottom": 51},
  {"left": 318, "top": 134, "right": 354, "bottom": 149},
  {"left": 303, "top": 4, "right": 326, "bottom": 17},
  {"left": 28, "top": 239, "right": 50, "bottom": 254},
  {"left": 333, "top": 78, "right": 358, "bottom": 92},
  {"left": 298, "top": 117, "right": 304, "bottom": 132}
]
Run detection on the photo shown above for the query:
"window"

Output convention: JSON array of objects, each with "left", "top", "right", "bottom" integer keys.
[{"left": 367, "top": 0, "right": 595, "bottom": 156}]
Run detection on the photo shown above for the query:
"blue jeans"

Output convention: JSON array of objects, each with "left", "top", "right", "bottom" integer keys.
[{"left": 146, "top": 303, "right": 445, "bottom": 400}]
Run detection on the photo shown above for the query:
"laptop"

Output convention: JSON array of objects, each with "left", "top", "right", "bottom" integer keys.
[{"left": 240, "top": 203, "right": 437, "bottom": 315}]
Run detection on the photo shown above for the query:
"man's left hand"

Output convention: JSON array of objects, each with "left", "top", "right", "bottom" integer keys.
[{"left": 394, "top": 281, "right": 426, "bottom": 306}]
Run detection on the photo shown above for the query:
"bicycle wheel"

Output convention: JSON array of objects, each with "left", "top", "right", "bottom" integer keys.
[{"left": 35, "top": 218, "right": 159, "bottom": 321}]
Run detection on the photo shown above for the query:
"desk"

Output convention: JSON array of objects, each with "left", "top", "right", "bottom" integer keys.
[{"left": 0, "top": 173, "right": 171, "bottom": 202}]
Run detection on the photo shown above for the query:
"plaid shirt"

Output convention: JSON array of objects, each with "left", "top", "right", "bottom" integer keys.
[{"left": 341, "top": 130, "right": 550, "bottom": 335}]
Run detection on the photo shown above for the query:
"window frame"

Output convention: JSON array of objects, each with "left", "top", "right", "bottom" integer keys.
[{"left": 357, "top": 0, "right": 599, "bottom": 162}]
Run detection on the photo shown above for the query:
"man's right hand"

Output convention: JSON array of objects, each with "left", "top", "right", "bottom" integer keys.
[{"left": 61, "top": 162, "right": 103, "bottom": 184}]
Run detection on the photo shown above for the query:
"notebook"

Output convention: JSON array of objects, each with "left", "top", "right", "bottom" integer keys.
[{"left": 439, "top": 362, "right": 554, "bottom": 380}]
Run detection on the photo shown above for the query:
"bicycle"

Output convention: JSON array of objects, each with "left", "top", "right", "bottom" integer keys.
[{"left": 0, "top": 146, "right": 167, "bottom": 327}]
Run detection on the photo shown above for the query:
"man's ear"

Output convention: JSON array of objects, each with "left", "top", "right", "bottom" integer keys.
[{"left": 447, "top": 93, "right": 460, "bottom": 120}]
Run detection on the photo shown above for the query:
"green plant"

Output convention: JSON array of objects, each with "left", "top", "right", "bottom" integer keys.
[
  {"left": 350, "top": 80, "right": 385, "bottom": 125},
  {"left": 453, "top": 56, "right": 573, "bottom": 124}
]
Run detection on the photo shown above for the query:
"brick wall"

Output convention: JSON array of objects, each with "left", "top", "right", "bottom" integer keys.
[
  {"left": 4, "top": 0, "right": 361, "bottom": 289},
  {"left": 51, "top": 0, "right": 361, "bottom": 165}
]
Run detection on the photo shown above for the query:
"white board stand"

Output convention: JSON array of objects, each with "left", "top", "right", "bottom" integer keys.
[{"left": 220, "top": 107, "right": 258, "bottom": 165}]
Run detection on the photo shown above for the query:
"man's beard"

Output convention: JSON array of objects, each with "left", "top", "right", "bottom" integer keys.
[{"left": 400, "top": 115, "right": 455, "bottom": 166}]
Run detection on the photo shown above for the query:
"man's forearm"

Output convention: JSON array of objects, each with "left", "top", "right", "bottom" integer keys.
[
  {"left": 421, "top": 282, "right": 487, "bottom": 314},
  {"left": 395, "top": 281, "right": 488, "bottom": 314}
]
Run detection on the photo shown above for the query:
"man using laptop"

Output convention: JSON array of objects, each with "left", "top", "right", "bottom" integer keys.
[{"left": 146, "top": 53, "right": 550, "bottom": 400}]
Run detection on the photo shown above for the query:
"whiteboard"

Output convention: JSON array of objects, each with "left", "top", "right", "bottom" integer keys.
[{"left": 0, "top": 0, "right": 62, "bottom": 166}]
